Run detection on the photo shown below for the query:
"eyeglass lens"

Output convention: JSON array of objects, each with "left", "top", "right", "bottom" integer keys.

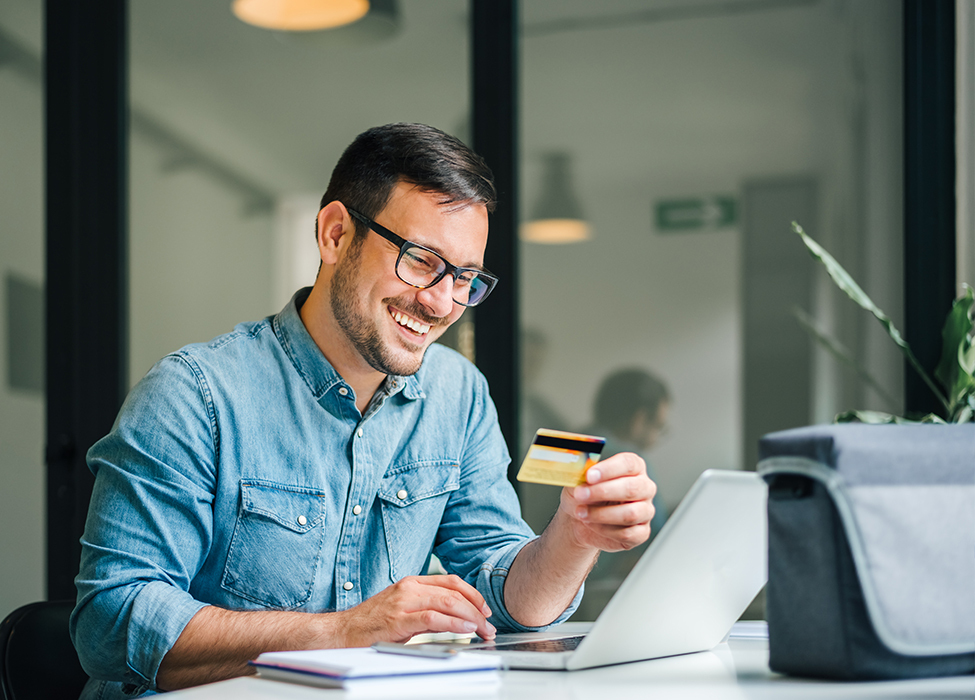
[{"left": 398, "top": 245, "right": 491, "bottom": 306}]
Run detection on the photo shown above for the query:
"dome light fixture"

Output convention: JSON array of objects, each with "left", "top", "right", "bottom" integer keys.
[
  {"left": 232, "top": 0, "right": 370, "bottom": 32},
  {"left": 521, "top": 152, "right": 591, "bottom": 244}
]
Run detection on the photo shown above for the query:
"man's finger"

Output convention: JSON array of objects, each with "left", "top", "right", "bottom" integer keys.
[{"left": 414, "top": 575, "right": 492, "bottom": 617}]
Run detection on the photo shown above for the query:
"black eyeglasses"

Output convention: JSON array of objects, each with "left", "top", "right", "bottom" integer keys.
[{"left": 347, "top": 208, "right": 499, "bottom": 307}]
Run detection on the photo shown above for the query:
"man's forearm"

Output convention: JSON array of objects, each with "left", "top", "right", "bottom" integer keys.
[
  {"left": 503, "top": 508, "right": 598, "bottom": 628},
  {"left": 156, "top": 573, "right": 499, "bottom": 691},
  {"left": 156, "top": 605, "right": 340, "bottom": 690}
]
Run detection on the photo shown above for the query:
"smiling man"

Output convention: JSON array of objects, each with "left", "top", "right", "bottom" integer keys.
[{"left": 70, "top": 123, "right": 657, "bottom": 699}]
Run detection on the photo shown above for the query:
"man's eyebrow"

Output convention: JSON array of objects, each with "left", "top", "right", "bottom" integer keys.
[{"left": 411, "top": 238, "right": 486, "bottom": 272}]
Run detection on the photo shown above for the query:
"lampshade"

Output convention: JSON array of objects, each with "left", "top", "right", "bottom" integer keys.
[
  {"left": 232, "top": 0, "right": 370, "bottom": 31},
  {"left": 522, "top": 152, "right": 591, "bottom": 244}
]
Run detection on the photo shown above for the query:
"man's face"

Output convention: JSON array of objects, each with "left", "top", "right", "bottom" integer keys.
[{"left": 329, "top": 182, "right": 489, "bottom": 377}]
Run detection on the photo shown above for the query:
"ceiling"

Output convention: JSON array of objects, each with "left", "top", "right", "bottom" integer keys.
[{"left": 0, "top": 0, "right": 839, "bottom": 209}]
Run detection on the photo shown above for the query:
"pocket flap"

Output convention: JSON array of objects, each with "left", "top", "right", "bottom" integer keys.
[
  {"left": 240, "top": 481, "right": 326, "bottom": 533},
  {"left": 378, "top": 463, "right": 460, "bottom": 507}
]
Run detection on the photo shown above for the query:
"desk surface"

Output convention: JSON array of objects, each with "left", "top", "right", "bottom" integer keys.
[{"left": 164, "top": 624, "right": 975, "bottom": 700}]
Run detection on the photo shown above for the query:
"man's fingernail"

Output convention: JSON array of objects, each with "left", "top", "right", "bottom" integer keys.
[
  {"left": 576, "top": 506, "right": 588, "bottom": 519},
  {"left": 587, "top": 469, "right": 601, "bottom": 483},
  {"left": 575, "top": 486, "right": 590, "bottom": 500},
  {"left": 482, "top": 604, "right": 492, "bottom": 617},
  {"left": 486, "top": 622, "right": 497, "bottom": 635},
  {"left": 462, "top": 621, "right": 478, "bottom": 632}
]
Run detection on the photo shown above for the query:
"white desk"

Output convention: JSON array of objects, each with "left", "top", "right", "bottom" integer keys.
[{"left": 163, "top": 625, "right": 975, "bottom": 700}]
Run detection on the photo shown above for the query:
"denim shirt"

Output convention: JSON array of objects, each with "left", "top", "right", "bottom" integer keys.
[{"left": 72, "top": 289, "right": 580, "bottom": 699}]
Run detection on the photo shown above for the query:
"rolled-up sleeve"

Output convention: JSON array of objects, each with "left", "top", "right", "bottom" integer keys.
[
  {"left": 71, "top": 354, "right": 217, "bottom": 689},
  {"left": 433, "top": 371, "right": 583, "bottom": 631}
]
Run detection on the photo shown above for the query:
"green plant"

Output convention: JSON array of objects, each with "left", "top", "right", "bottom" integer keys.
[{"left": 792, "top": 222, "right": 974, "bottom": 424}]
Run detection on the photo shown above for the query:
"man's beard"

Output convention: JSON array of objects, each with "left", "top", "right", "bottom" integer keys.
[{"left": 330, "top": 237, "right": 448, "bottom": 377}]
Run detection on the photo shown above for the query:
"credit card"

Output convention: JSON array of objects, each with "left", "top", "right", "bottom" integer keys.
[{"left": 516, "top": 429, "right": 606, "bottom": 488}]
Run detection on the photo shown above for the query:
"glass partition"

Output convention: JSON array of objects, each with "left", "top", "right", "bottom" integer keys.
[
  {"left": 128, "top": 0, "right": 472, "bottom": 382},
  {"left": 519, "top": 0, "right": 904, "bottom": 620},
  {"left": 0, "top": 6, "right": 45, "bottom": 614}
]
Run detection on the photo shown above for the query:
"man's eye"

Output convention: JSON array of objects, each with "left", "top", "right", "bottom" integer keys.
[
  {"left": 455, "top": 271, "right": 475, "bottom": 287},
  {"left": 404, "top": 250, "right": 438, "bottom": 271}
]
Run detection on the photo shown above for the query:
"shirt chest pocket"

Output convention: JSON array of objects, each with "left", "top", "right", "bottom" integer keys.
[
  {"left": 222, "top": 480, "right": 327, "bottom": 609},
  {"left": 378, "top": 463, "right": 460, "bottom": 582}
]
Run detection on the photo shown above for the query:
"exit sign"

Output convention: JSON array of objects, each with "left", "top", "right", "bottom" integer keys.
[{"left": 655, "top": 195, "right": 738, "bottom": 232}]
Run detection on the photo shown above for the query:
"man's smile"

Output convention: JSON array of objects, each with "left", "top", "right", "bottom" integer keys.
[{"left": 389, "top": 306, "right": 432, "bottom": 336}]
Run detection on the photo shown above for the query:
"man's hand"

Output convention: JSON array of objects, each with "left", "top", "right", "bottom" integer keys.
[
  {"left": 157, "top": 575, "right": 495, "bottom": 691},
  {"left": 559, "top": 452, "right": 657, "bottom": 553},
  {"left": 502, "top": 452, "right": 657, "bottom": 628},
  {"left": 336, "top": 574, "right": 496, "bottom": 646}
]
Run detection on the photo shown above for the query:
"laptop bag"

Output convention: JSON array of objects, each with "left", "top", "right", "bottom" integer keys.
[{"left": 757, "top": 423, "right": 975, "bottom": 680}]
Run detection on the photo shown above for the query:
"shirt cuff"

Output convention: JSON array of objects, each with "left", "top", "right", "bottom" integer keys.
[
  {"left": 475, "top": 537, "right": 585, "bottom": 633},
  {"left": 126, "top": 581, "right": 209, "bottom": 687}
]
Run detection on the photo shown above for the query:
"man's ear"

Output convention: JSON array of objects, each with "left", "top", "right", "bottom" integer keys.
[{"left": 316, "top": 201, "right": 354, "bottom": 265}]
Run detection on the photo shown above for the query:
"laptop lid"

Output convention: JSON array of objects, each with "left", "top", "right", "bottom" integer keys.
[{"left": 470, "top": 469, "right": 768, "bottom": 670}]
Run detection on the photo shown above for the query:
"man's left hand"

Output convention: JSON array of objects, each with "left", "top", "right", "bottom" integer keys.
[{"left": 559, "top": 452, "right": 657, "bottom": 553}]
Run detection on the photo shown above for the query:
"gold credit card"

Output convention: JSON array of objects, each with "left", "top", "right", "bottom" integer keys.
[{"left": 516, "top": 429, "right": 606, "bottom": 488}]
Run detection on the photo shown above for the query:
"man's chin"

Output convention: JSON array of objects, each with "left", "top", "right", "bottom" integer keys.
[{"left": 365, "top": 339, "right": 429, "bottom": 376}]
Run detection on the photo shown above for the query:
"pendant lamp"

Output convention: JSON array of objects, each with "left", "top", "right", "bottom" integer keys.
[
  {"left": 522, "top": 152, "right": 591, "bottom": 244},
  {"left": 232, "top": 0, "right": 370, "bottom": 31}
]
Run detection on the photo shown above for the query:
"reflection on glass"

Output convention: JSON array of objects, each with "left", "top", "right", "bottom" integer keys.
[{"left": 520, "top": 0, "right": 903, "bottom": 620}]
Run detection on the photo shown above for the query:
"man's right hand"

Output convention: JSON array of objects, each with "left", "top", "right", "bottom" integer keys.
[
  {"left": 157, "top": 575, "right": 495, "bottom": 691},
  {"left": 336, "top": 574, "right": 496, "bottom": 646}
]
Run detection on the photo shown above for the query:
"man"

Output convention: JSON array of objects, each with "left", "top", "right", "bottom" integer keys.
[{"left": 71, "top": 123, "right": 656, "bottom": 698}]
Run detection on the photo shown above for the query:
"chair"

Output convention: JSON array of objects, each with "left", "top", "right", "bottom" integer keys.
[{"left": 0, "top": 600, "right": 89, "bottom": 700}]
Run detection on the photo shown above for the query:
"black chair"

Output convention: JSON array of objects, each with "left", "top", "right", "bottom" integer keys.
[{"left": 0, "top": 601, "right": 89, "bottom": 700}]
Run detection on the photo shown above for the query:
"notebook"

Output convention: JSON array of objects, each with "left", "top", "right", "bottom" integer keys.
[{"left": 463, "top": 468, "right": 768, "bottom": 670}]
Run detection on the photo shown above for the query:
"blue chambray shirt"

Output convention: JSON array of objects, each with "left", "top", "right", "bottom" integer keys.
[{"left": 72, "top": 289, "right": 580, "bottom": 699}]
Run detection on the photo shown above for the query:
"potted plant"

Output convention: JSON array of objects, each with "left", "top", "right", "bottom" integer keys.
[{"left": 791, "top": 222, "right": 974, "bottom": 424}]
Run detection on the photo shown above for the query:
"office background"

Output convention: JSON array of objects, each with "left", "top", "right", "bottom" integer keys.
[{"left": 1, "top": 0, "right": 973, "bottom": 620}]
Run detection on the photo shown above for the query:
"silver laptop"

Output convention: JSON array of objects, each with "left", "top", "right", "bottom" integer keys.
[{"left": 465, "top": 469, "right": 767, "bottom": 670}]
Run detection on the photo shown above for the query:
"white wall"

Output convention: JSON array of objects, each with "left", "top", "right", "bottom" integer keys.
[{"left": 128, "top": 137, "right": 274, "bottom": 385}]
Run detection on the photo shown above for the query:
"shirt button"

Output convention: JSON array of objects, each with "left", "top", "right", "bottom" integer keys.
[
  {"left": 356, "top": 428, "right": 364, "bottom": 438},
  {"left": 352, "top": 505, "right": 362, "bottom": 515},
  {"left": 397, "top": 489, "right": 408, "bottom": 500},
  {"left": 343, "top": 581, "right": 354, "bottom": 591},
  {"left": 296, "top": 515, "right": 307, "bottom": 526},
  {"left": 338, "top": 387, "right": 348, "bottom": 396}
]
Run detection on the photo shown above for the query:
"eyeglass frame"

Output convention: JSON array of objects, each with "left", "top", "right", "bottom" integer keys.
[{"left": 346, "top": 207, "right": 499, "bottom": 307}]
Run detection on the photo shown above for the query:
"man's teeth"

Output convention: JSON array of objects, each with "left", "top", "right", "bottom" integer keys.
[{"left": 392, "top": 311, "right": 430, "bottom": 335}]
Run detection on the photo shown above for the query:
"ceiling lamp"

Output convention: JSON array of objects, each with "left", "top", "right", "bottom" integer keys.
[
  {"left": 232, "top": 0, "right": 370, "bottom": 32},
  {"left": 521, "top": 152, "right": 591, "bottom": 244}
]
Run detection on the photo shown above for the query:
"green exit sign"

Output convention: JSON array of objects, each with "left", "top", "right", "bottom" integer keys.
[{"left": 655, "top": 195, "right": 737, "bottom": 232}]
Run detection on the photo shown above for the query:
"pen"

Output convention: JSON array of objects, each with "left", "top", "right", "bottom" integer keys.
[{"left": 371, "top": 641, "right": 459, "bottom": 658}]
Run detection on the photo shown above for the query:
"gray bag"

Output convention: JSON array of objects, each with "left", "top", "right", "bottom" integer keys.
[{"left": 757, "top": 423, "right": 975, "bottom": 680}]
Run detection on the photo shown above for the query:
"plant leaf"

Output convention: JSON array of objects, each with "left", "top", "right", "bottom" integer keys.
[
  {"left": 792, "top": 222, "right": 950, "bottom": 414},
  {"left": 934, "top": 284, "right": 975, "bottom": 420},
  {"left": 792, "top": 306, "right": 899, "bottom": 411}
]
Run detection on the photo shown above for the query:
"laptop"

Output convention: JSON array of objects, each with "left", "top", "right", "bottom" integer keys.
[{"left": 464, "top": 469, "right": 767, "bottom": 670}]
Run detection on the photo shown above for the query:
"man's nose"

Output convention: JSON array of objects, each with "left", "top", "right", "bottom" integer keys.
[{"left": 416, "top": 274, "right": 456, "bottom": 317}]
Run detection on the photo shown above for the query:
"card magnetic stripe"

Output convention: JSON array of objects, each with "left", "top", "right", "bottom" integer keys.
[{"left": 533, "top": 434, "right": 605, "bottom": 453}]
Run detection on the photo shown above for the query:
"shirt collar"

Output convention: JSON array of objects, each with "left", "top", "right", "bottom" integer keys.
[{"left": 272, "top": 287, "right": 424, "bottom": 402}]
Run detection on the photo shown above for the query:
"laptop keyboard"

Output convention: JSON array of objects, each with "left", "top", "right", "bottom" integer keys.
[{"left": 488, "top": 635, "right": 585, "bottom": 653}]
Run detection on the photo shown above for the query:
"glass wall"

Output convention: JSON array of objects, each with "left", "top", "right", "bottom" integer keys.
[
  {"left": 127, "top": 0, "right": 471, "bottom": 383},
  {"left": 0, "top": 4, "right": 45, "bottom": 615},
  {"left": 518, "top": 0, "right": 904, "bottom": 619}
]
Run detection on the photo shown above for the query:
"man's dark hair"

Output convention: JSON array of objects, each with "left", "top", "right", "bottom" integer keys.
[
  {"left": 593, "top": 368, "right": 671, "bottom": 437},
  {"left": 318, "top": 123, "right": 496, "bottom": 239}
]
